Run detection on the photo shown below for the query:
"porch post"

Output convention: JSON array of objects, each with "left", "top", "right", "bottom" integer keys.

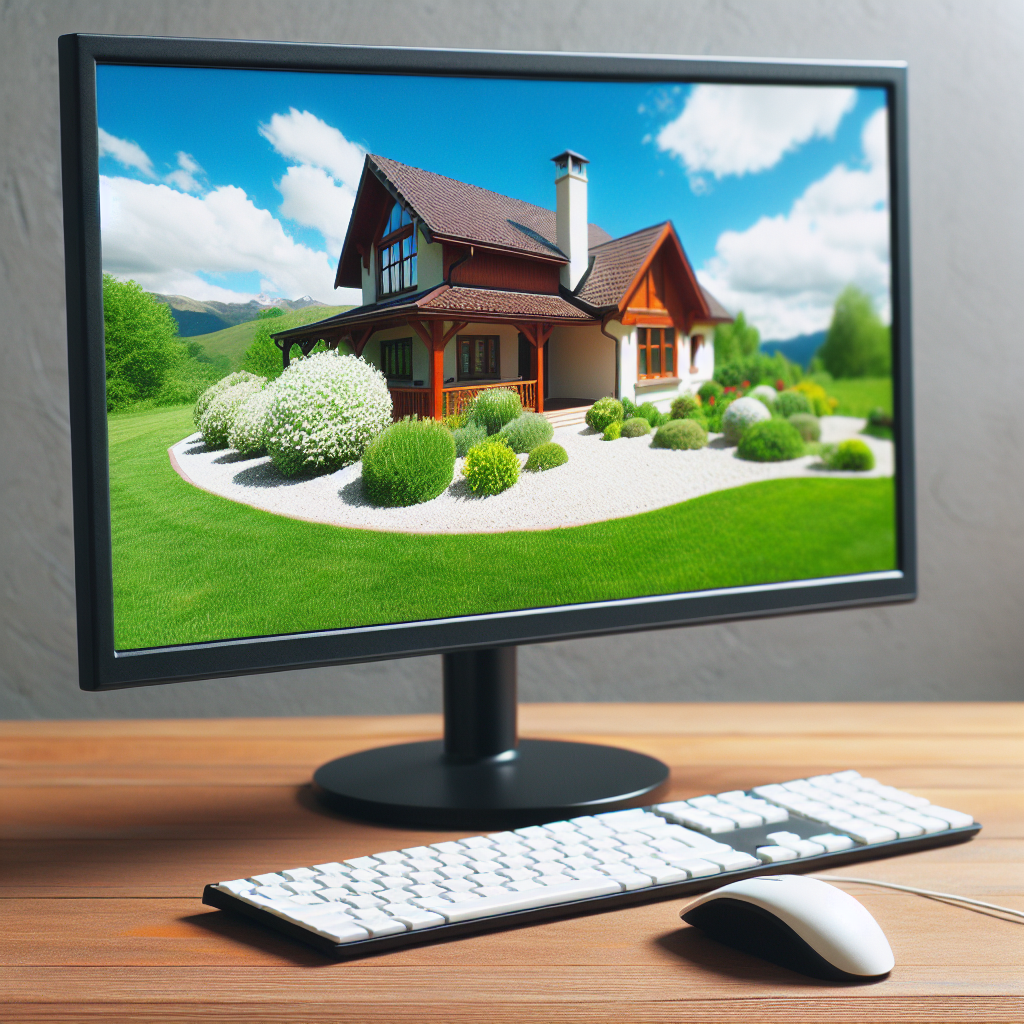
[
  {"left": 535, "top": 338, "right": 545, "bottom": 413},
  {"left": 431, "top": 321, "right": 445, "bottom": 421}
]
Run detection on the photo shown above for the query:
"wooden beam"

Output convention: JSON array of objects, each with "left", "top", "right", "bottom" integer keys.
[
  {"left": 441, "top": 320, "right": 469, "bottom": 346},
  {"left": 408, "top": 319, "right": 434, "bottom": 349},
  {"left": 430, "top": 320, "right": 445, "bottom": 421},
  {"left": 352, "top": 327, "right": 373, "bottom": 358}
]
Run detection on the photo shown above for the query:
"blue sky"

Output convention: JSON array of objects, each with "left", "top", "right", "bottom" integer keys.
[{"left": 97, "top": 65, "right": 890, "bottom": 340}]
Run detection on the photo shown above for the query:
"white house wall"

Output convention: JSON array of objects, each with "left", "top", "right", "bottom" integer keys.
[
  {"left": 688, "top": 322, "right": 716, "bottom": 383},
  {"left": 616, "top": 323, "right": 718, "bottom": 410},
  {"left": 548, "top": 325, "right": 615, "bottom": 401}
]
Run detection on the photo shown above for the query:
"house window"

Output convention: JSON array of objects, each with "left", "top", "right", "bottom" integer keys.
[
  {"left": 637, "top": 327, "right": 676, "bottom": 379},
  {"left": 381, "top": 338, "right": 413, "bottom": 381},
  {"left": 457, "top": 336, "right": 500, "bottom": 380},
  {"left": 377, "top": 202, "right": 417, "bottom": 297}
]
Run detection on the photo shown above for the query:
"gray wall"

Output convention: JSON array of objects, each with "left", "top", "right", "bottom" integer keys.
[{"left": 2, "top": 0, "right": 1021, "bottom": 719}]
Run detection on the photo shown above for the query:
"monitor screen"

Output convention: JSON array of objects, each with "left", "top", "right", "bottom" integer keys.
[{"left": 60, "top": 38, "right": 913, "bottom": 691}]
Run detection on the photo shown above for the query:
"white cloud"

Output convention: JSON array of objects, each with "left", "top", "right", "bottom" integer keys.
[
  {"left": 164, "top": 151, "right": 204, "bottom": 193},
  {"left": 100, "top": 175, "right": 346, "bottom": 302},
  {"left": 97, "top": 128, "right": 155, "bottom": 177},
  {"left": 657, "top": 85, "right": 857, "bottom": 183},
  {"left": 276, "top": 164, "right": 357, "bottom": 256},
  {"left": 697, "top": 108, "right": 890, "bottom": 340},
  {"left": 259, "top": 108, "right": 367, "bottom": 187}
]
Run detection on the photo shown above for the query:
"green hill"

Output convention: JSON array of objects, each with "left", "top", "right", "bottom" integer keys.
[{"left": 189, "top": 305, "right": 352, "bottom": 368}]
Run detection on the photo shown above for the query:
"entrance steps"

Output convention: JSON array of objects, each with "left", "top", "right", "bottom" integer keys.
[{"left": 542, "top": 405, "right": 590, "bottom": 430}]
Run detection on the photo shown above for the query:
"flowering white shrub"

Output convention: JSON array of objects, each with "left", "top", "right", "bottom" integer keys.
[
  {"left": 199, "top": 377, "right": 267, "bottom": 449},
  {"left": 722, "top": 395, "right": 771, "bottom": 444},
  {"left": 265, "top": 351, "right": 392, "bottom": 477},
  {"left": 228, "top": 383, "right": 276, "bottom": 456},
  {"left": 193, "top": 371, "right": 263, "bottom": 429},
  {"left": 749, "top": 384, "right": 778, "bottom": 409}
]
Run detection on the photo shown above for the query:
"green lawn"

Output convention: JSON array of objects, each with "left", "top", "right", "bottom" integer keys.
[
  {"left": 109, "top": 405, "right": 897, "bottom": 650},
  {"left": 810, "top": 375, "right": 893, "bottom": 418},
  {"left": 189, "top": 305, "right": 352, "bottom": 366}
]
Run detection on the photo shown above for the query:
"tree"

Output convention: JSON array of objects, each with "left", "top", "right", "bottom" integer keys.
[
  {"left": 240, "top": 307, "right": 344, "bottom": 380},
  {"left": 102, "top": 274, "right": 182, "bottom": 408},
  {"left": 713, "top": 311, "right": 760, "bottom": 365},
  {"left": 256, "top": 306, "right": 285, "bottom": 320},
  {"left": 817, "top": 286, "right": 891, "bottom": 378}
]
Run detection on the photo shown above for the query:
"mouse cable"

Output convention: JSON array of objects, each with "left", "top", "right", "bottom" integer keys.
[{"left": 809, "top": 875, "right": 1024, "bottom": 920}]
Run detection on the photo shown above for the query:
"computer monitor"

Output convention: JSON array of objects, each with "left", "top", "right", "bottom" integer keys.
[{"left": 59, "top": 35, "right": 913, "bottom": 829}]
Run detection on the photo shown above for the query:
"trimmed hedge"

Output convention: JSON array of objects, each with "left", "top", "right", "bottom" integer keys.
[
  {"left": 525, "top": 442, "right": 568, "bottom": 472},
  {"left": 698, "top": 379, "right": 724, "bottom": 403},
  {"left": 452, "top": 421, "right": 488, "bottom": 458},
  {"left": 721, "top": 395, "right": 771, "bottom": 444},
  {"left": 193, "top": 371, "right": 262, "bottom": 430},
  {"left": 199, "top": 377, "right": 267, "bottom": 449},
  {"left": 788, "top": 413, "right": 821, "bottom": 442},
  {"left": 602, "top": 420, "right": 622, "bottom": 441},
  {"left": 498, "top": 412, "right": 554, "bottom": 453},
  {"left": 620, "top": 417, "right": 651, "bottom": 437},
  {"left": 361, "top": 417, "right": 456, "bottom": 507},
  {"left": 823, "top": 438, "right": 875, "bottom": 471},
  {"left": 636, "top": 401, "right": 667, "bottom": 428},
  {"left": 586, "top": 396, "right": 624, "bottom": 432},
  {"left": 737, "top": 418, "right": 805, "bottom": 462},
  {"left": 749, "top": 384, "right": 778, "bottom": 409},
  {"left": 651, "top": 418, "right": 707, "bottom": 450},
  {"left": 774, "top": 389, "right": 813, "bottom": 418},
  {"left": 463, "top": 439, "right": 520, "bottom": 495},
  {"left": 466, "top": 388, "right": 523, "bottom": 435},
  {"left": 670, "top": 392, "right": 701, "bottom": 419},
  {"left": 228, "top": 383, "right": 276, "bottom": 456}
]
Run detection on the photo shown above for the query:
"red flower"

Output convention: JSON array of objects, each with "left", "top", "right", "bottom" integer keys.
[
  {"left": 775, "top": 379, "right": 785, "bottom": 391},
  {"left": 742, "top": 380, "right": 750, "bottom": 388},
  {"left": 708, "top": 395, "right": 715, "bottom": 406}
]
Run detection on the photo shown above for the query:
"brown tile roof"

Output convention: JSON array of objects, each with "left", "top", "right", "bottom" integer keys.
[
  {"left": 699, "top": 285, "right": 733, "bottom": 321},
  {"left": 370, "top": 155, "right": 609, "bottom": 261},
  {"left": 575, "top": 223, "right": 667, "bottom": 309},
  {"left": 420, "top": 286, "right": 593, "bottom": 321}
]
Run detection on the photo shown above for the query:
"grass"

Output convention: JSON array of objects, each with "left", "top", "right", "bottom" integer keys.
[
  {"left": 190, "top": 305, "right": 351, "bottom": 367},
  {"left": 109, "top": 405, "right": 897, "bottom": 650},
  {"left": 809, "top": 375, "right": 893, "bottom": 418}
]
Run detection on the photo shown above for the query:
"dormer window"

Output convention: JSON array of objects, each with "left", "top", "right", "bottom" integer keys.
[{"left": 377, "top": 201, "right": 417, "bottom": 297}]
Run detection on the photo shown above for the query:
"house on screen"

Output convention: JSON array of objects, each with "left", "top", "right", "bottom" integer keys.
[{"left": 272, "top": 151, "right": 732, "bottom": 421}]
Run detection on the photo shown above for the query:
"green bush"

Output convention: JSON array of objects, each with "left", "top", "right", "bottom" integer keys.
[
  {"left": 452, "top": 421, "right": 488, "bottom": 457},
  {"left": 525, "top": 442, "right": 568, "bottom": 472},
  {"left": 585, "top": 396, "right": 624, "bottom": 432},
  {"left": 442, "top": 412, "right": 466, "bottom": 431},
  {"left": 463, "top": 439, "right": 520, "bottom": 495},
  {"left": 228, "top": 383, "right": 276, "bottom": 455},
  {"left": 787, "top": 413, "right": 821, "bottom": 442},
  {"left": 602, "top": 419, "right": 622, "bottom": 441},
  {"left": 774, "top": 389, "right": 813, "bottom": 418},
  {"left": 620, "top": 417, "right": 651, "bottom": 437},
  {"left": 703, "top": 395, "right": 732, "bottom": 433},
  {"left": 749, "top": 384, "right": 778, "bottom": 409},
  {"left": 621, "top": 396, "right": 638, "bottom": 419},
  {"left": 698, "top": 379, "right": 724, "bottom": 403},
  {"left": 636, "top": 401, "right": 667, "bottom": 428},
  {"left": 670, "top": 392, "right": 700, "bottom": 419},
  {"left": 361, "top": 417, "right": 456, "bottom": 507},
  {"left": 199, "top": 377, "right": 267, "bottom": 448},
  {"left": 721, "top": 396, "right": 772, "bottom": 444},
  {"left": 466, "top": 388, "right": 523, "bottom": 435},
  {"left": 823, "top": 438, "right": 875, "bottom": 471},
  {"left": 264, "top": 351, "right": 393, "bottom": 477},
  {"left": 498, "top": 412, "right": 554, "bottom": 453},
  {"left": 651, "top": 418, "right": 707, "bottom": 450},
  {"left": 737, "top": 419, "right": 805, "bottom": 462},
  {"left": 193, "top": 371, "right": 263, "bottom": 429}
]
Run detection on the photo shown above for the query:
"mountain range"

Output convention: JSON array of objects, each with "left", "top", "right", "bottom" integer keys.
[
  {"left": 760, "top": 331, "right": 827, "bottom": 368},
  {"left": 152, "top": 293, "right": 328, "bottom": 337}
]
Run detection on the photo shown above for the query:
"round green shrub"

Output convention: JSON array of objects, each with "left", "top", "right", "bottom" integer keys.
[
  {"left": 228, "top": 383, "right": 276, "bottom": 455},
  {"left": 670, "top": 392, "right": 700, "bottom": 419},
  {"left": 620, "top": 417, "right": 651, "bottom": 437},
  {"left": 749, "top": 384, "right": 778, "bottom": 409},
  {"left": 361, "top": 417, "right": 456, "bottom": 507},
  {"left": 452, "top": 420, "right": 488, "bottom": 458},
  {"left": 621, "top": 396, "right": 638, "bottom": 419},
  {"left": 787, "top": 412, "right": 821, "bottom": 442},
  {"left": 264, "top": 351, "right": 392, "bottom": 477},
  {"left": 721, "top": 395, "right": 771, "bottom": 444},
  {"left": 466, "top": 388, "right": 523, "bottom": 435},
  {"left": 636, "top": 401, "right": 667, "bottom": 428},
  {"left": 199, "top": 377, "right": 267, "bottom": 449},
  {"left": 442, "top": 411, "right": 466, "bottom": 431},
  {"left": 651, "top": 418, "right": 708, "bottom": 450},
  {"left": 774, "top": 389, "right": 813, "bottom": 418},
  {"left": 825, "top": 438, "right": 875, "bottom": 471},
  {"left": 585, "top": 396, "right": 624, "bottom": 432},
  {"left": 193, "top": 371, "right": 262, "bottom": 430},
  {"left": 525, "top": 442, "right": 568, "bottom": 472},
  {"left": 737, "top": 418, "right": 805, "bottom": 462},
  {"left": 602, "top": 419, "right": 622, "bottom": 441},
  {"left": 698, "top": 379, "right": 724, "bottom": 403},
  {"left": 498, "top": 412, "right": 554, "bottom": 453},
  {"left": 463, "top": 439, "right": 520, "bottom": 495}
]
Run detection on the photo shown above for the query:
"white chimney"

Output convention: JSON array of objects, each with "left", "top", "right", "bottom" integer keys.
[{"left": 552, "top": 150, "right": 589, "bottom": 291}]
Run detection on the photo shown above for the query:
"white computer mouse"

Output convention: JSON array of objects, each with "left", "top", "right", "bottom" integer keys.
[{"left": 679, "top": 874, "right": 894, "bottom": 980}]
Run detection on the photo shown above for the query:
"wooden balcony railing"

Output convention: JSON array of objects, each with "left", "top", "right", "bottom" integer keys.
[
  {"left": 388, "top": 387, "right": 432, "bottom": 421},
  {"left": 441, "top": 380, "right": 537, "bottom": 419}
]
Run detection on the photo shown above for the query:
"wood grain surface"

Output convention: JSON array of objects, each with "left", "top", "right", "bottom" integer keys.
[{"left": 1, "top": 703, "right": 1021, "bottom": 1022}]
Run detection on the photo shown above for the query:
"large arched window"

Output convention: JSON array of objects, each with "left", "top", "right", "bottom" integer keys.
[{"left": 377, "top": 201, "right": 417, "bottom": 297}]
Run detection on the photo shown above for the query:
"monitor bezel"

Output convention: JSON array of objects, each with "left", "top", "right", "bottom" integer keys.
[{"left": 59, "top": 34, "right": 915, "bottom": 691}]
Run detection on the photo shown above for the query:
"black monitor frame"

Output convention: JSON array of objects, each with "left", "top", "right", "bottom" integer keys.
[{"left": 59, "top": 34, "right": 914, "bottom": 694}]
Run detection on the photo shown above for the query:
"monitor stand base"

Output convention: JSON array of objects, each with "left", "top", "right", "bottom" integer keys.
[{"left": 312, "top": 647, "right": 670, "bottom": 830}]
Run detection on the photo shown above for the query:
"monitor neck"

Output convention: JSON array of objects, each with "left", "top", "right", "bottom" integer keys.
[{"left": 443, "top": 647, "right": 518, "bottom": 764}]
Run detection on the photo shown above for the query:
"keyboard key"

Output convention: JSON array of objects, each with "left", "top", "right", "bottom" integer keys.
[
  {"left": 349, "top": 910, "right": 407, "bottom": 937},
  {"left": 624, "top": 860, "right": 689, "bottom": 884},
  {"left": 440, "top": 878, "right": 478, "bottom": 893},
  {"left": 601, "top": 870, "right": 653, "bottom": 891},
  {"left": 863, "top": 814, "right": 924, "bottom": 838},
  {"left": 654, "top": 802, "right": 735, "bottom": 833},
  {"left": 920, "top": 806, "right": 974, "bottom": 829},
  {"left": 890, "top": 810, "right": 951, "bottom": 834},
  {"left": 765, "top": 831, "right": 803, "bottom": 846},
  {"left": 280, "top": 867, "right": 318, "bottom": 881},
  {"left": 282, "top": 880, "right": 322, "bottom": 894},
  {"left": 756, "top": 845, "right": 797, "bottom": 863},
  {"left": 217, "top": 879, "right": 255, "bottom": 896},
  {"left": 345, "top": 857, "right": 381, "bottom": 870},
  {"left": 427, "top": 877, "right": 623, "bottom": 923},
  {"left": 311, "top": 916, "right": 373, "bottom": 943},
  {"left": 311, "top": 862, "right": 345, "bottom": 874},
  {"left": 315, "top": 887, "right": 356, "bottom": 902},
  {"left": 251, "top": 872, "right": 287, "bottom": 886},
  {"left": 701, "top": 850, "right": 761, "bottom": 871},
  {"left": 840, "top": 819, "right": 898, "bottom": 844},
  {"left": 808, "top": 833, "right": 854, "bottom": 852},
  {"left": 341, "top": 894, "right": 386, "bottom": 910},
  {"left": 667, "top": 858, "right": 721, "bottom": 878},
  {"left": 386, "top": 906, "right": 446, "bottom": 929}
]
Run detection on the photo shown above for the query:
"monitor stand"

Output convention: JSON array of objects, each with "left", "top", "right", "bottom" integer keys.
[{"left": 312, "top": 646, "right": 670, "bottom": 830}]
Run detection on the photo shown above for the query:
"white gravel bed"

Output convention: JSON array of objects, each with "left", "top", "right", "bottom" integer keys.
[{"left": 169, "top": 416, "right": 893, "bottom": 535}]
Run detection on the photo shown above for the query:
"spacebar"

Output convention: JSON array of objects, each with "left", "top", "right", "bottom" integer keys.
[{"left": 427, "top": 878, "right": 623, "bottom": 923}]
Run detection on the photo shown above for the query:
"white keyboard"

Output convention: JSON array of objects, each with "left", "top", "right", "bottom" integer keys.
[{"left": 203, "top": 769, "right": 978, "bottom": 957}]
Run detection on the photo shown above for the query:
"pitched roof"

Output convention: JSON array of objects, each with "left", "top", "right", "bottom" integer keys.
[
  {"left": 368, "top": 155, "right": 611, "bottom": 260},
  {"left": 575, "top": 223, "right": 668, "bottom": 309},
  {"left": 698, "top": 285, "right": 732, "bottom": 321}
]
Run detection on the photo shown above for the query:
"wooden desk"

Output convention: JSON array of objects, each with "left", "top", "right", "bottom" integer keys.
[{"left": 1, "top": 704, "right": 1021, "bottom": 1022}]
